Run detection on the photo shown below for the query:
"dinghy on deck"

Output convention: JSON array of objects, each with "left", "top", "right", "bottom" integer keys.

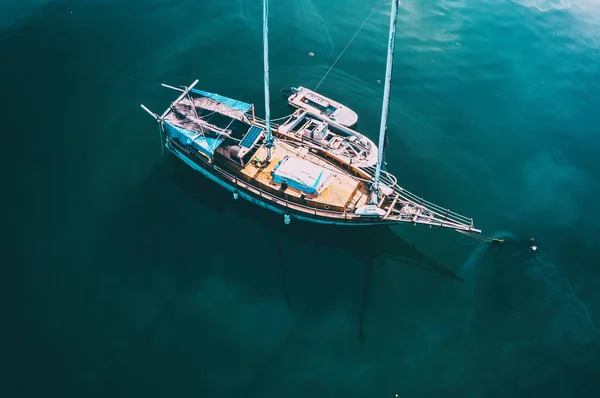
[
  {"left": 286, "top": 86, "right": 359, "bottom": 127},
  {"left": 276, "top": 109, "right": 378, "bottom": 168}
]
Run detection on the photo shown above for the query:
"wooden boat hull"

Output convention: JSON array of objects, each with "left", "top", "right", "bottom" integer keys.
[{"left": 166, "top": 140, "right": 398, "bottom": 227}]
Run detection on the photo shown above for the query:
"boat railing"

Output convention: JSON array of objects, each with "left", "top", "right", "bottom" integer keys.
[
  {"left": 387, "top": 183, "right": 476, "bottom": 231},
  {"left": 171, "top": 139, "right": 359, "bottom": 220},
  {"left": 246, "top": 137, "right": 476, "bottom": 230},
  {"left": 219, "top": 154, "right": 475, "bottom": 231},
  {"left": 213, "top": 164, "right": 358, "bottom": 219},
  {"left": 254, "top": 115, "right": 288, "bottom": 128},
  {"left": 360, "top": 164, "right": 476, "bottom": 231},
  {"left": 170, "top": 138, "right": 478, "bottom": 231}
]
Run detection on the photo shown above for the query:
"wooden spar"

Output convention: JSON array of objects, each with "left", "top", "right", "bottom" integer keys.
[
  {"left": 165, "top": 79, "right": 199, "bottom": 104},
  {"left": 159, "top": 79, "right": 200, "bottom": 120},
  {"left": 372, "top": 0, "right": 400, "bottom": 202},
  {"left": 140, "top": 104, "right": 159, "bottom": 120},
  {"left": 263, "top": 0, "right": 274, "bottom": 161},
  {"left": 161, "top": 83, "right": 185, "bottom": 93}
]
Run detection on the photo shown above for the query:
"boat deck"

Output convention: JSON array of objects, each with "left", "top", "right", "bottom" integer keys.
[{"left": 240, "top": 141, "right": 362, "bottom": 210}]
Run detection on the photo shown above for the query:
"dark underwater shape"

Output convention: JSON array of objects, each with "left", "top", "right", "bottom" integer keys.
[{"left": 167, "top": 152, "right": 462, "bottom": 281}]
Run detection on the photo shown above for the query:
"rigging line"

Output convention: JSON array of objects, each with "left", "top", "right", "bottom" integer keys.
[
  {"left": 270, "top": 139, "right": 476, "bottom": 229},
  {"left": 184, "top": 90, "right": 200, "bottom": 121},
  {"left": 271, "top": 138, "right": 477, "bottom": 229},
  {"left": 455, "top": 230, "right": 493, "bottom": 242},
  {"left": 215, "top": 117, "right": 236, "bottom": 142},
  {"left": 158, "top": 122, "right": 164, "bottom": 156},
  {"left": 314, "top": 0, "right": 384, "bottom": 91},
  {"left": 455, "top": 229, "right": 503, "bottom": 243},
  {"left": 185, "top": 98, "right": 231, "bottom": 122},
  {"left": 255, "top": 114, "right": 293, "bottom": 122}
]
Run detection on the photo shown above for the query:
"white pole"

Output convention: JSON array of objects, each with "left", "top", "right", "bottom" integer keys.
[
  {"left": 372, "top": 0, "right": 400, "bottom": 203},
  {"left": 140, "top": 104, "right": 159, "bottom": 120},
  {"left": 160, "top": 83, "right": 185, "bottom": 93},
  {"left": 263, "top": 0, "right": 274, "bottom": 161}
]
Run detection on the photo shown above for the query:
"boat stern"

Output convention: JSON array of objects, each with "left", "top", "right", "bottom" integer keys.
[{"left": 330, "top": 106, "right": 358, "bottom": 127}]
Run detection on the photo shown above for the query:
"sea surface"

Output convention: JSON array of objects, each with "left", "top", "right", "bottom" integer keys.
[{"left": 3, "top": 0, "right": 600, "bottom": 397}]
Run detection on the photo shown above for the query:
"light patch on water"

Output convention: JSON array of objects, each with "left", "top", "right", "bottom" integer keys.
[
  {"left": 185, "top": 275, "right": 298, "bottom": 387},
  {"left": 459, "top": 232, "right": 518, "bottom": 339},
  {"left": 291, "top": 0, "right": 335, "bottom": 57},
  {"left": 0, "top": 0, "right": 51, "bottom": 28},
  {"left": 515, "top": 0, "right": 600, "bottom": 43},
  {"left": 189, "top": 276, "right": 296, "bottom": 346},
  {"left": 520, "top": 152, "right": 589, "bottom": 226},
  {"left": 526, "top": 256, "right": 599, "bottom": 344},
  {"left": 517, "top": 0, "right": 573, "bottom": 12},
  {"left": 238, "top": 0, "right": 253, "bottom": 24},
  {"left": 518, "top": 0, "right": 600, "bottom": 15},
  {"left": 388, "top": 99, "right": 454, "bottom": 148},
  {"left": 1, "top": 0, "right": 134, "bottom": 28}
]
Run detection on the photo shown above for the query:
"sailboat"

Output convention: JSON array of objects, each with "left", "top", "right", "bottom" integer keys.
[{"left": 140, "top": 0, "right": 481, "bottom": 232}]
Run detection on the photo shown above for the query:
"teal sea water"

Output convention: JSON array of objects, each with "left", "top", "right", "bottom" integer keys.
[{"left": 4, "top": 0, "right": 600, "bottom": 396}]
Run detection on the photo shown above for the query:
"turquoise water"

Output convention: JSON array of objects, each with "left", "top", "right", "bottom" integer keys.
[{"left": 4, "top": 0, "right": 600, "bottom": 396}]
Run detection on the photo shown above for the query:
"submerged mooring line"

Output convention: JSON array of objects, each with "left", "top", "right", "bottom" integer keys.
[
  {"left": 275, "top": 236, "right": 293, "bottom": 310},
  {"left": 358, "top": 259, "right": 375, "bottom": 342},
  {"left": 378, "top": 253, "right": 464, "bottom": 282}
]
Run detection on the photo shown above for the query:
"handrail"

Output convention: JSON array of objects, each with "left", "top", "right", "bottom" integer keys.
[
  {"left": 171, "top": 139, "right": 357, "bottom": 218},
  {"left": 186, "top": 140, "right": 477, "bottom": 231},
  {"left": 168, "top": 137, "right": 478, "bottom": 231},
  {"left": 359, "top": 160, "right": 474, "bottom": 227},
  {"left": 215, "top": 166, "right": 351, "bottom": 217},
  {"left": 156, "top": 82, "right": 479, "bottom": 231}
]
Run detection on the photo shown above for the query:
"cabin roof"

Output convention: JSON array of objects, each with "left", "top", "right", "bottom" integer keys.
[{"left": 272, "top": 155, "right": 334, "bottom": 195}]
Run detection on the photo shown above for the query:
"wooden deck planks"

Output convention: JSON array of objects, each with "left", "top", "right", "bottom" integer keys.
[{"left": 241, "top": 141, "right": 360, "bottom": 209}]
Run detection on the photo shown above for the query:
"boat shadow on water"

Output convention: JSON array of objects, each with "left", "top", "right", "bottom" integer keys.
[{"left": 165, "top": 153, "right": 464, "bottom": 340}]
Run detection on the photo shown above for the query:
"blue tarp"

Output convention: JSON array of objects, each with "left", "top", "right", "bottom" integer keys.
[
  {"left": 272, "top": 156, "right": 333, "bottom": 195},
  {"left": 164, "top": 122, "right": 223, "bottom": 156},
  {"left": 191, "top": 89, "right": 252, "bottom": 113}
]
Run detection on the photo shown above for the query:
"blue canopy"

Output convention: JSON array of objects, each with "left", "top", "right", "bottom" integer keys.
[
  {"left": 191, "top": 89, "right": 252, "bottom": 113},
  {"left": 164, "top": 122, "right": 223, "bottom": 156},
  {"left": 272, "top": 156, "right": 334, "bottom": 195}
]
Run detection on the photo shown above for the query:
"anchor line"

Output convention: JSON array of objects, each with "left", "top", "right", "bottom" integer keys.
[
  {"left": 314, "top": 0, "right": 384, "bottom": 91},
  {"left": 455, "top": 229, "right": 504, "bottom": 244}
]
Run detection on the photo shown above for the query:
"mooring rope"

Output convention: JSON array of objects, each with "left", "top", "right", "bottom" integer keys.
[
  {"left": 455, "top": 229, "right": 505, "bottom": 244},
  {"left": 314, "top": 0, "right": 384, "bottom": 91},
  {"left": 159, "top": 123, "right": 164, "bottom": 156}
]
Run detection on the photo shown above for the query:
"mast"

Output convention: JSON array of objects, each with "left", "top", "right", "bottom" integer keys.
[
  {"left": 371, "top": 0, "right": 400, "bottom": 203},
  {"left": 263, "top": 0, "right": 274, "bottom": 161}
]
